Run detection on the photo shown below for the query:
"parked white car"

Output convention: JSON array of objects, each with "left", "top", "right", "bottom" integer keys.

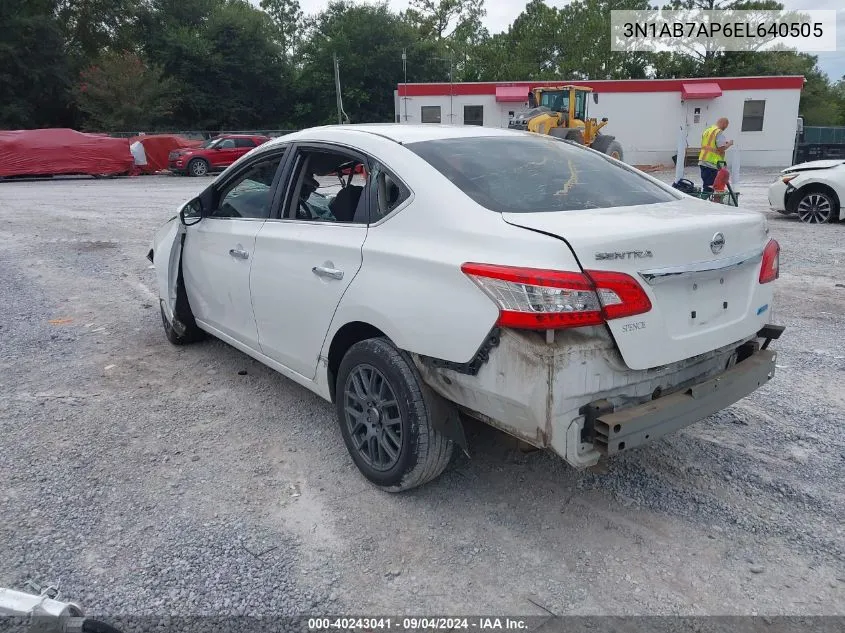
[
  {"left": 768, "top": 159, "right": 845, "bottom": 223},
  {"left": 149, "top": 124, "right": 784, "bottom": 492}
]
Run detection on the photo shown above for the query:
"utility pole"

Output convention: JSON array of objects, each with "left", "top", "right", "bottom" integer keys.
[
  {"left": 333, "top": 53, "right": 349, "bottom": 125},
  {"left": 402, "top": 48, "right": 408, "bottom": 122},
  {"left": 432, "top": 51, "right": 455, "bottom": 123}
]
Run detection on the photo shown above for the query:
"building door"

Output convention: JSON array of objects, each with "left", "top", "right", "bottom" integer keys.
[{"left": 685, "top": 100, "right": 713, "bottom": 150}]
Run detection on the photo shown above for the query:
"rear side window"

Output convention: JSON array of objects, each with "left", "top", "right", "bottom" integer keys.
[
  {"left": 406, "top": 135, "right": 680, "bottom": 212},
  {"left": 235, "top": 138, "right": 257, "bottom": 148}
]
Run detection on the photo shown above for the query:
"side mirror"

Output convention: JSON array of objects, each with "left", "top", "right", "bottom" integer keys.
[
  {"left": 180, "top": 198, "right": 203, "bottom": 226},
  {"left": 593, "top": 93, "right": 599, "bottom": 104}
]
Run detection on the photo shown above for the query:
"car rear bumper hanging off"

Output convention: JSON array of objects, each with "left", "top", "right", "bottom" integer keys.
[
  {"left": 588, "top": 347, "right": 777, "bottom": 455},
  {"left": 416, "top": 322, "right": 784, "bottom": 468}
]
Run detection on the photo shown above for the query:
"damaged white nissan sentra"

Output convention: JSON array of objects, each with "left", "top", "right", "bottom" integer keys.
[{"left": 148, "top": 124, "right": 784, "bottom": 492}]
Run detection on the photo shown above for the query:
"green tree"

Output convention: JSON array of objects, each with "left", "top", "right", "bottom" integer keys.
[
  {"left": 558, "top": 0, "right": 650, "bottom": 80},
  {"left": 73, "top": 51, "right": 179, "bottom": 131},
  {"left": 499, "top": 0, "right": 565, "bottom": 79},
  {"left": 57, "top": 0, "right": 138, "bottom": 60},
  {"left": 136, "top": 0, "right": 293, "bottom": 129},
  {"left": 0, "top": 0, "right": 74, "bottom": 128},
  {"left": 260, "top": 0, "right": 304, "bottom": 60},
  {"left": 404, "top": 0, "right": 484, "bottom": 40},
  {"left": 296, "top": 1, "right": 442, "bottom": 125}
]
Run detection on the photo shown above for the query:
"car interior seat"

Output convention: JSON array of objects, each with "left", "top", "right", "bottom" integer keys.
[{"left": 329, "top": 184, "right": 363, "bottom": 222}]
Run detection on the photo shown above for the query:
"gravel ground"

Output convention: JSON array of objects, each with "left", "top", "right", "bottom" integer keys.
[{"left": 0, "top": 168, "right": 843, "bottom": 622}]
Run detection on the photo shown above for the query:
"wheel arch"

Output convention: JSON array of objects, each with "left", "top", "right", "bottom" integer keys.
[{"left": 326, "top": 321, "right": 389, "bottom": 403}]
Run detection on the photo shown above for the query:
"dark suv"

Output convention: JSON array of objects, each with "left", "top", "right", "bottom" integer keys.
[{"left": 168, "top": 134, "right": 270, "bottom": 176}]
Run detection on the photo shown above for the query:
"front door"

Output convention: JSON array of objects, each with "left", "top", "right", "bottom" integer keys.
[
  {"left": 210, "top": 138, "right": 239, "bottom": 168},
  {"left": 250, "top": 145, "right": 369, "bottom": 379},
  {"left": 182, "top": 152, "right": 286, "bottom": 348}
]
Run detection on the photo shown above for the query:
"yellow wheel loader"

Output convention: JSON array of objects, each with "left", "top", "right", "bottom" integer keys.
[{"left": 508, "top": 85, "right": 623, "bottom": 160}]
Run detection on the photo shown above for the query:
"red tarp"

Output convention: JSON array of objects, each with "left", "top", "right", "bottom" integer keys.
[
  {"left": 0, "top": 128, "right": 134, "bottom": 178},
  {"left": 496, "top": 85, "right": 530, "bottom": 102},
  {"left": 681, "top": 82, "right": 722, "bottom": 100},
  {"left": 130, "top": 134, "right": 202, "bottom": 174}
]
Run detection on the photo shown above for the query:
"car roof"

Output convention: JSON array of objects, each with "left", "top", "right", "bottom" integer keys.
[
  {"left": 217, "top": 133, "right": 268, "bottom": 139},
  {"left": 277, "top": 124, "right": 520, "bottom": 146}
]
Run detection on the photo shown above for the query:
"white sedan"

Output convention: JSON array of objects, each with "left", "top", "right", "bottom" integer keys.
[
  {"left": 768, "top": 159, "right": 845, "bottom": 223},
  {"left": 149, "top": 124, "right": 784, "bottom": 492}
]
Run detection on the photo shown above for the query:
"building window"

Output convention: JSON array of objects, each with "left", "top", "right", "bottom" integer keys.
[
  {"left": 421, "top": 106, "right": 441, "bottom": 124},
  {"left": 464, "top": 105, "right": 483, "bottom": 126},
  {"left": 741, "top": 100, "right": 765, "bottom": 132}
]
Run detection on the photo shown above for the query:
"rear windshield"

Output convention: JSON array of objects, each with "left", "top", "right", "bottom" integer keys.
[{"left": 406, "top": 135, "right": 680, "bottom": 212}]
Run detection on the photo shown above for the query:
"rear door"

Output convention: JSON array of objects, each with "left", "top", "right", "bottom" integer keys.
[
  {"left": 182, "top": 149, "right": 288, "bottom": 348},
  {"left": 233, "top": 137, "right": 258, "bottom": 161},
  {"left": 249, "top": 143, "right": 369, "bottom": 379}
]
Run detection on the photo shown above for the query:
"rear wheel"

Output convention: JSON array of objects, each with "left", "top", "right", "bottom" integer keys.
[
  {"left": 796, "top": 188, "right": 837, "bottom": 223},
  {"left": 335, "top": 338, "right": 454, "bottom": 492},
  {"left": 564, "top": 129, "right": 585, "bottom": 145},
  {"left": 605, "top": 140, "right": 624, "bottom": 161},
  {"left": 188, "top": 158, "right": 209, "bottom": 177}
]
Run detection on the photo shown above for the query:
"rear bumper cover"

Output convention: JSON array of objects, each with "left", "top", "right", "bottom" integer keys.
[
  {"left": 591, "top": 347, "right": 777, "bottom": 455},
  {"left": 415, "top": 323, "right": 783, "bottom": 468}
]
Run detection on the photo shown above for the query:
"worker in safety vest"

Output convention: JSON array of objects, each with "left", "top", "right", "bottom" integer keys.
[{"left": 698, "top": 118, "right": 734, "bottom": 193}]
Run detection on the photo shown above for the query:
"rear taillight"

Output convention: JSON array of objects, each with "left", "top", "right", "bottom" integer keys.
[
  {"left": 461, "top": 263, "right": 652, "bottom": 330},
  {"left": 759, "top": 239, "right": 780, "bottom": 284}
]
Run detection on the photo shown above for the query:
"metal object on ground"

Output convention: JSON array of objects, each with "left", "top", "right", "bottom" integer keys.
[{"left": 0, "top": 582, "right": 122, "bottom": 633}]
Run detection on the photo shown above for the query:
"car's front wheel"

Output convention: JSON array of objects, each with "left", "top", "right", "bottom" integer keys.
[
  {"left": 795, "top": 188, "right": 838, "bottom": 223},
  {"left": 160, "top": 300, "right": 204, "bottom": 345},
  {"left": 335, "top": 338, "right": 454, "bottom": 492},
  {"left": 188, "top": 158, "right": 209, "bottom": 177}
]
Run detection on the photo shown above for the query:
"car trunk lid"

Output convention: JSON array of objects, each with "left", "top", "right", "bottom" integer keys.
[{"left": 502, "top": 199, "right": 772, "bottom": 370}]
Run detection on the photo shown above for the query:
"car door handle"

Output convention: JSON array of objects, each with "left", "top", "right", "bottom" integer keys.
[
  {"left": 229, "top": 248, "right": 249, "bottom": 260},
  {"left": 312, "top": 266, "right": 344, "bottom": 280}
]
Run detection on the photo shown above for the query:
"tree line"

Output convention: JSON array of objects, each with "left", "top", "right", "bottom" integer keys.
[{"left": 2, "top": 0, "right": 844, "bottom": 133}]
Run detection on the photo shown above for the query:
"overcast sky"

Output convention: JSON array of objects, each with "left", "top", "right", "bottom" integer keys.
[{"left": 286, "top": 1, "right": 844, "bottom": 80}]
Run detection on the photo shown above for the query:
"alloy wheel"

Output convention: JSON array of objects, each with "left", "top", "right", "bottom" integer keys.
[
  {"left": 343, "top": 364, "right": 403, "bottom": 471},
  {"left": 190, "top": 160, "right": 208, "bottom": 177},
  {"left": 797, "top": 193, "right": 832, "bottom": 223}
]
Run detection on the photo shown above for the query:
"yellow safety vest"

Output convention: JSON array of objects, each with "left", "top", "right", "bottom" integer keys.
[{"left": 698, "top": 125, "right": 723, "bottom": 166}]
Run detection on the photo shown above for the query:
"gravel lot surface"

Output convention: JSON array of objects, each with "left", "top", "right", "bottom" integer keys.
[{"left": 0, "top": 168, "right": 843, "bottom": 621}]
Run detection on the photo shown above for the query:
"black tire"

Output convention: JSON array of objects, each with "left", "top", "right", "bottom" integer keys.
[
  {"left": 564, "top": 129, "right": 585, "bottom": 144},
  {"left": 160, "top": 303, "right": 203, "bottom": 345},
  {"left": 794, "top": 187, "right": 838, "bottom": 224},
  {"left": 188, "top": 158, "right": 209, "bottom": 177},
  {"left": 605, "top": 140, "right": 624, "bottom": 161},
  {"left": 159, "top": 263, "right": 204, "bottom": 345},
  {"left": 335, "top": 337, "right": 454, "bottom": 492}
]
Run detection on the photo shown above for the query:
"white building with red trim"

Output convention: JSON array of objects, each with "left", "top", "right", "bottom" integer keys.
[{"left": 394, "top": 76, "right": 804, "bottom": 167}]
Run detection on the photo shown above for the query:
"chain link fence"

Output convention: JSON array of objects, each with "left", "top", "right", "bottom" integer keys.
[{"left": 106, "top": 129, "right": 298, "bottom": 139}]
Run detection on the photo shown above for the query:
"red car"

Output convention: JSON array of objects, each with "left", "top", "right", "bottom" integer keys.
[{"left": 168, "top": 134, "right": 270, "bottom": 177}]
